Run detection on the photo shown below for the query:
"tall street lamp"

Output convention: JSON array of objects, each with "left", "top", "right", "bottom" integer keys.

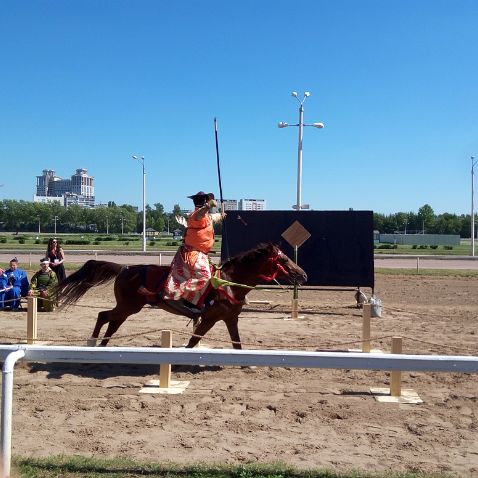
[
  {"left": 471, "top": 156, "right": 477, "bottom": 257},
  {"left": 132, "top": 155, "right": 146, "bottom": 252},
  {"left": 278, "top": 91, "right": 324, "bottom": 210},
  {"left": 120, "top": 216, "right": 124, "bottom": 235},
  {"left": 54, "top": 216, "right": 59, "bottom": 235},
  {"left": 37, "top": 217, "right": 41, "bottom": 234}
]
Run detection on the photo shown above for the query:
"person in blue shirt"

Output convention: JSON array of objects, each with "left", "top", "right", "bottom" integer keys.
[
  {"left": 0, "top": 268, "right": 8, "bottom": 309},
  {"left": 2, "top": 257, "right": 29, "bottom": 310}
]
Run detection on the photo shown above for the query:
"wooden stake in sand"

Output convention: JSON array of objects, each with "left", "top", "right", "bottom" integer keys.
[
  {"left": 390, "top": 336, "right": 402, "bottom": 397},
  {"left": 371, "top": 336, "right": 422, "bottom": 404},
  {"left": 26, "top": 296, "right": 38, "bottom": 345},
  {"left": 362, "top": 303, "right": 371, "bottom": 353},
  {"left": 139, "top": 330, "right": 190, "bottom": 395},
  {"left": 159, "top": 329, "right": 172, "bottom": 388}
]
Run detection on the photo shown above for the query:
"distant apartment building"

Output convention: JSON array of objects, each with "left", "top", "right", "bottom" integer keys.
[
  {"left": 34, "top": 169, "right": 95, "bottom": 207},
  {"left": 239, "top": 199, "right": 266, "bottom": 211},
  {"left": 222, "top": 199, "right": 238, "bottom": 211}
]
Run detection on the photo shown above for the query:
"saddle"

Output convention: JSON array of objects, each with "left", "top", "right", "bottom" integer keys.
[{"left": 136, "top": 265, "right": 210, "bottom": 319}]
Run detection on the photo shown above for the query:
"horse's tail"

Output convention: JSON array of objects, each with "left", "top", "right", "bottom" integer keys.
[{"left": 55, "top": 260, "right": 124, "bottom": 307}]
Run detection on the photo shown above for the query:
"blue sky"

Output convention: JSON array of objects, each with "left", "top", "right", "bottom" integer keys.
[{"left": 1, "top": 1, "right": 477, "bottom": 215}]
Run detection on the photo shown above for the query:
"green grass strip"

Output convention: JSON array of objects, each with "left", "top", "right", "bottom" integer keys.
[
  {"left": 375, "top": 268, "right": 478, "bottom": 278},
  {"left": 12, "top": 455, "right": 453, "bottom": 478}
]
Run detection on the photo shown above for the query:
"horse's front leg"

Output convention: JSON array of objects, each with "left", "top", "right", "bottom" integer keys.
[
  {"left": 224, "top": 314, "right": 242, "bottom": 350},
  {"left": 185, "top": 311, "right": 219, "bottom": 348}
]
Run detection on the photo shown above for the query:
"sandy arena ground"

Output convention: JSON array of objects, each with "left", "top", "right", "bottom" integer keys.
[{"left": 0, "top": 274, "right": 477, "bottom": 476}]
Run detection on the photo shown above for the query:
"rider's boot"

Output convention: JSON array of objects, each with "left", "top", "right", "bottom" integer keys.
[{"left": 162, "top": 298, "right": 203, "bottom": 319}]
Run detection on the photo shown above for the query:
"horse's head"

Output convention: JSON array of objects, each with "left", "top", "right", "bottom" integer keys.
[{"left": 257, "top": 244, "right": 307, "bottom": 286}]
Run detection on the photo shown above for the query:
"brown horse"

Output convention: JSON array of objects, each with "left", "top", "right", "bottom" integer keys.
[{"left": 56, "top": 243, "right": 307, "bottom": 348}]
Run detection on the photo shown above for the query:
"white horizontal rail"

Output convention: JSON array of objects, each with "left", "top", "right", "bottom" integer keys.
[{"left": 0, "top": 345, "right": 477, "bottom": 373}]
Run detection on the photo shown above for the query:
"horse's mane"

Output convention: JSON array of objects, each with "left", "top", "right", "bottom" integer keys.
[{"left": 222, "top": 242, "right": 276, "bottom": 267}]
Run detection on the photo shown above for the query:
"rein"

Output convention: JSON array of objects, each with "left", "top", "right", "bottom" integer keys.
[{"left": 211, "top": 250, "right": 289, "bottom": 305}]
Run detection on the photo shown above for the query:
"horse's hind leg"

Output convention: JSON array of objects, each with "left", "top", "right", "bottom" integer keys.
[
  {"left": 100, "top": 314, "right": 128, "bottom": 346},
  {"left": 88, "top": 310, "right": 111, "bottom": 346}
]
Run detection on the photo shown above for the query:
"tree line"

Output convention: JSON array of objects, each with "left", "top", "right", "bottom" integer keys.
[
  {"left": 374, "top": 204, "right": 474, "bottom": 237},
  {"left": 0, "top": 200, "right": 474, "bottom": 237},
  {"left": 0, "top": 200, "right": 190, "bottom": 235}
]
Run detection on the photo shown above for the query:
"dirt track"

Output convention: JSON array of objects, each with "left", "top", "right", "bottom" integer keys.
[{"left": 1, "top": 274, "right": 477, "bottom": 475}]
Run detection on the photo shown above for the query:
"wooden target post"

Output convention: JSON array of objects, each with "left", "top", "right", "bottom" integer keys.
[
  {"left": 362, "top": 303, "right": 371, "bottom": 353},
  {"left": 371, "top": 336, "right": 423, "bottom": 404},
  {"left": 139, "top": 330, "right": 190, "bottom": 395},
  {"left": 159, "top": 330, "right": 172, "bottom": 388},
  {"left": 348, "top": 303, "right": 383, "bottom": 353},
  {"left": 390, "top": 336, "right": 402, "bottom": 397},
  {"left": 281, "top": 220, "right": 311, "bottom": 320},
  {"left": 26, "top": 297, "right": 38, "bottom": 345}
]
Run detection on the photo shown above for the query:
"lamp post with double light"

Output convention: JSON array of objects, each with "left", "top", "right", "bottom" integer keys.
[
  {"left": 471, "top": 155, "right": 478, "bottom": 256},
  {"left": 278, "top": 91, "right": 324, "bottom": 210},
  {"left": 132, "top": 155, "right": 146, "bottom": 252},
  {"left": 278, "top": 91, "right": 324, "bottom": 305}
]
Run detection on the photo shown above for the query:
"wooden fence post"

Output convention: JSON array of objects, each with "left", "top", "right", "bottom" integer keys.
[
  {"left": 390, "top": 336, "right": 402, "bottom": 397},
  {"left": 362, "top": 303, "right": 371, "bottom": 353},
  {"left": 27, "top": 297, "right": 38, "bottom": 345},
  {"left": 159, "top": 330, "right": 172, "bottom": 388}
]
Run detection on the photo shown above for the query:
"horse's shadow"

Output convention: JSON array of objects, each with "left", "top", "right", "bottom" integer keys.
[{"left": 28, "top": 362, "right": 222, "bottom": 380}]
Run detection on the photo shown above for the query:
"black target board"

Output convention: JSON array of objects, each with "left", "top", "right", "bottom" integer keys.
[{"left": 221, "top": 210, "right": 374, "bottom": 288}]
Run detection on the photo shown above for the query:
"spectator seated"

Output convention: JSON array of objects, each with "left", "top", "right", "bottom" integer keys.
[{"left": 28, "top": 258, "right": 58, "bottom": 312}]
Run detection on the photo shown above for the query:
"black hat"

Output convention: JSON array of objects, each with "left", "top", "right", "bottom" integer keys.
[{"left": 188, "top": 191, "right": 214, "bottom": 200}]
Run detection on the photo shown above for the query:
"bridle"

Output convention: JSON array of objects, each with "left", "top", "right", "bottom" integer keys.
[
  {"left": 211, "top": 248, "right": 290, "bottom": 305},
  {"left": 257, "top": 249, "right": 289, "bottom": 282}
]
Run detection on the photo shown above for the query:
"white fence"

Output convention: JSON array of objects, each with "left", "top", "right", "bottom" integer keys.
[{"left": 1, "top": 344, "right": 478, "bottom": 477}]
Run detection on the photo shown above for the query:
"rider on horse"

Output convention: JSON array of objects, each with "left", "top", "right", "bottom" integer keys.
[{"left": 139, "top": 191, "right": 223, "bottom": 316}]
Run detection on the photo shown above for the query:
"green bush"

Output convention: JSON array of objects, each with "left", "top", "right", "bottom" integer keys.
[
  {"left": 430, "top": 245, "right": 438, "bottom": 249},
  {"left": 412, "top": 244, "right": 417, "bottom": 249},
  {"left": 64, "top": 239, "right": 91, "bottom": 245},
  {"left": 18, "top": 238, "right": 25, "bottom": 244},
  {"left": 444, "top": 245, "right": 453, "bottom": 250},
  {"left": 418, "top": 245, "right": 428, "bottom": 249},
  {"left": 0, "top": 237, "right": 7, "bottom": 244},
  {"left": 377, "top": 244, "right": 395, "bottom": 249},
  {"left": 34, "top": 239, "right": 41, "bottom": 244},
  {"left": 93, "top": 241, "right": 100, "bottom": 245},
  {"left": 124, "top": 241, "right": 130, "bottom": 246},
  {"left": 95, "top": 235, "right": 119, "bottom": 242},
  {"left": 149, "top": 240, "right": 156, "bottom": 246}
]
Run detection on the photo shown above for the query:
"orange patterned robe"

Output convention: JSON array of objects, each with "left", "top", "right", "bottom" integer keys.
[{"left": 162, "top": 208, "right": 214, "bottom": 306}]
